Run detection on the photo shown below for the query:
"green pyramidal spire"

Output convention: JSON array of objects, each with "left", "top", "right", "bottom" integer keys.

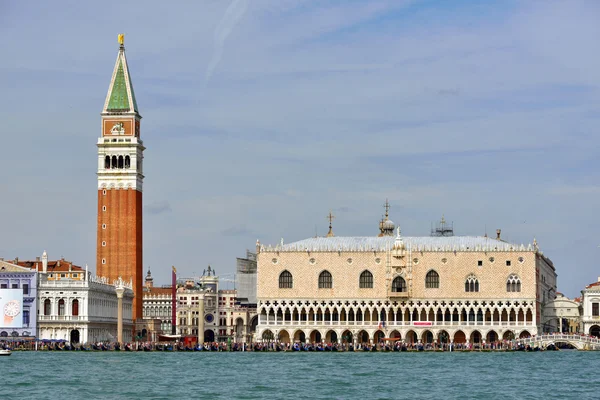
[{"left": 103, "top": 41, "right": 139, "bottom": 114}]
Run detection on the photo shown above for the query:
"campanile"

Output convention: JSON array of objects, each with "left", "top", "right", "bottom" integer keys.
[{"left": 97, "top": 34, "right": 144, "bottom": 321}]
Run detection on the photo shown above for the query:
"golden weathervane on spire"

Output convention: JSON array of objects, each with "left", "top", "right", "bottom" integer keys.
[{"left": 118, "top": 33, "right": 125, "bottom": 46}]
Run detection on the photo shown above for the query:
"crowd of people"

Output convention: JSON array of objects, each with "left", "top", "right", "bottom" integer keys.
[{"left": 5, "top": 331, "right": 597, "bottom": 352}]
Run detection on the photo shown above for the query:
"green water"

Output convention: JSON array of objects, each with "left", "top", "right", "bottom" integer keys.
[{"left": 2, "top": 351, "right": 599, "bottom": 399}]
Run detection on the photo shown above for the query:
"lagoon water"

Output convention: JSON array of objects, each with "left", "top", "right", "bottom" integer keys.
[{"left": 3, "top": 351, "right": 600, "bottom": 399}]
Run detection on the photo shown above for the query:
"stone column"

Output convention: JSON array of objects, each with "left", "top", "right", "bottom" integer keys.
[
  {"left": 197, "top": 295, "right": 205, "bottom": 345},
  {"left": 116, "top": 286, "right": 125, "bottom": 344}
]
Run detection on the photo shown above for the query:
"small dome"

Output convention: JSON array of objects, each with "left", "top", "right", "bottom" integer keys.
[{"left": 383, "top": 219, "right": 395, "bottom": 230}]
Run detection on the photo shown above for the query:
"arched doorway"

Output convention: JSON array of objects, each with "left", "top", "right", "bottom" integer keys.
[
  {"left": 357, "top": 330, "right": 369, "bottom": 343},
  {"left": 310, "top": 330, "right": 322, "bottom": 343},
  {"left": 519, "top": 330, "right": 531, "bottom": 339},
  {"left": 374, "top": 330, "right": 385, "bottom": 343},
  {"left": 235, "top": 318, "right": 244, "bottom": 340},
  {"left": 453, "top": 330, "right": 466, "bottom": 344},
  {"left": 249, "top": 316, "right": 258, "bottom": 335},
  {"left": 70, "top": 329, "right": 80, "bottom": 344},
  {"left": 279, "top": 330, "right": 290, "bottom": 343},
  {"left": 389, "top": 330, "right": 401, "bottom": 340},
  {"left": 438, "top": 330, "right": 450, "bottom": 344},
  {"left": 141, "top": 328, "right": 148, "bottom": 340},
  {"left": 294, "top": 330, "right": 306, "bottom": 343},
  {"left": 341, "top": 330, "right": 353, "bottom": 343},
  {"left": 204, "top": 329, "right": 215, "bottom": 342},
  {"left": 325, "top": 330, "right": 338, "bottom": 343},
  {"left": 405, "top": 330, "right": 417, "bottom": 344},
  {"left": 486, "top": 330, "right": 498, "bottom": 343},
  {"left": 590, "top": 325, "right": 600, "bottom": 338},
  {"left": 421, "top": 330, "right": 434, "bottom": 344},
  {"left": 502, "top": 331, "right": 514, "bottom": 340},
  {"left": 470, "top": 330, "right": 482, "bottom": 344}
]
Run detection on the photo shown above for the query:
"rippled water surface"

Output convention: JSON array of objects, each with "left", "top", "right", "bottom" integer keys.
[{"left": 3, "top": 351, "right": 600, "bottom": 399}]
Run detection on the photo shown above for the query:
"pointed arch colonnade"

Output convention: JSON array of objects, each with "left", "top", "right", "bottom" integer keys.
[{"left": 257, "top": 298, "right": 536, "bottom": 344}]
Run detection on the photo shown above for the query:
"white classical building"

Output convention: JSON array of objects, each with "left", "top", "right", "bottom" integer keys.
[
  {"left": 35, "top": 255, "right": 134, "bottom": 344},
  {"left": 581, "top": 278, "right": 600, "bottom": 337},
  {"left": 542, "top": 293, "right": 581, "bottom": 334}
]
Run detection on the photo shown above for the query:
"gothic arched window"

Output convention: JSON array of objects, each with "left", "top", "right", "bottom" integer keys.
[
  {"left": 359, "top": 270, "right": 373, "bottom": 289},
  {"left": 425, "top": 270, "right": 440, "bottom": 289},
  {"left": 318, "top": 270, "right": 332, "bottom": 289},
  {"left": 72, "top": 299, "right": 79, "bottom": 316},
  {"left": 392, "top": 276, "right": 406, "bottom": 292},
  {"left": 465, "top": 274, "right": 479, "bottom": 292},
  {"left": 507, "top": 275, "right": 521, "bottom": 292},
  {"left": 279, "top": 270, "right": 293, "bottom": 289},
  {"left": 125, "top": 155, "right": 131, "bottom": 169},
  {"left": 58, "top": 299, "right": 65, "bottom": 316}
]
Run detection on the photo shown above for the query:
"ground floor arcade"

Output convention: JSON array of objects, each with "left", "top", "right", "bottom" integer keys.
[{"left": 256, "top": 326, "right": 536, "bottom": 345}]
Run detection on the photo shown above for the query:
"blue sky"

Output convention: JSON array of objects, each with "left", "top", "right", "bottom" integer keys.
[{"left": 1, "top": 0, "right": 599, "bottom": 296}]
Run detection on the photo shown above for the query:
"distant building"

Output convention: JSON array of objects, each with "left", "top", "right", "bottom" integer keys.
[
  {"left": 142, "top": 267, "right": 257, "bottom": 343},
  {"left": 542, "top": 293, "right": 581, "bottom": 333},
  {"left": 0, "top": 259, "right": 37, "bottom": 340},
  {"left": 17, "top": 252, "right": 133, "bottom": 344},
  {"left": 236, "top": 250, "right": 257, "bottom": 306},
  {"left": 256, "top": 208, "right": 557, "bottom": 345},
  {"left": 141, "top": 269, "right": 173, "bottom": 339},
  {"left": 581, "top": 277, "right": 600, "bottom": 337}
]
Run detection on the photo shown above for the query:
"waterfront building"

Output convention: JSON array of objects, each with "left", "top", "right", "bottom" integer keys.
[
  {"left": 542, "top": 293, "right": 581, "bottom": 333},
  {"left": 141, "top": 269, "right": 173, "bottom": 339},
  {"left": 142, "top": 267, "right": 257, "bottom": 343},
  {"left": 17, "top": 252, "right": 134, "bottom": 343},
  {"left": 255, "top": 210, "right": 557, "bottom": 345},
  {"left": 0, "top": 259, "right": 37, "bottom": 340},
  {"left": 96, "top": 34, "right": 145, "bottom": 321},
  {"left": 580, "top": 277, "right": 600, "bottom": 337}
]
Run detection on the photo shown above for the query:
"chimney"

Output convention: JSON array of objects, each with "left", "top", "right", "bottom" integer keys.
[
  {"left": 496, "top": 229, "right": 501, "bottom": 240},
  {"left": 14, "top": 257, "right": 19, "bottom": 264},
  {"left": 36, "top": 256, "right": 40, "bottom": 262}
]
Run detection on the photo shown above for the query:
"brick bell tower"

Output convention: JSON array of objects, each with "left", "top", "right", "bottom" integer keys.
[{"left": 97, "top": 34, "right": 144, "bottom": 321}]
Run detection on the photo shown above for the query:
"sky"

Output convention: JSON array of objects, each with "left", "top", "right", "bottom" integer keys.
[{"left": 0, "top": 0, "right": 599, "bottom": 297}]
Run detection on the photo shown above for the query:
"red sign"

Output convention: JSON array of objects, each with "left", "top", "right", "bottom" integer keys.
[{"left": 413, "top": 322, "right": 432, "bottom": 326}]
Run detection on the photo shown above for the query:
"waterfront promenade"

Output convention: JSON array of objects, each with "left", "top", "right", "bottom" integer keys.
[{"left": 4, "top": 333, "right": 599, "bottom": 352}]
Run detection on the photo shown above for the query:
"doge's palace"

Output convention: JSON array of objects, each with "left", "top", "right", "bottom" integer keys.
[{"left": 256, "top": 212, "right": 557, "bottom": 345}]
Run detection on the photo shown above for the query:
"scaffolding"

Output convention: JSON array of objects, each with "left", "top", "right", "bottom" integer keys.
[{"left": 431, "top": 215, "right": 454, "bottom": 237}]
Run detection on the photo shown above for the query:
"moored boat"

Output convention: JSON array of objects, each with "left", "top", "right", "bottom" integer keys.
[{"left": 0, "top": 349, "right": 12, "bottom": 356}]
